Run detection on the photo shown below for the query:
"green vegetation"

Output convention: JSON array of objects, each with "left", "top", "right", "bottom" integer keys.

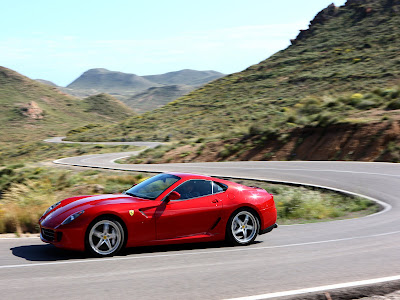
[
  {"left": 0, "top": 166, "right": 379, "bottom": 234},
  {"left": 67, "top": 0, "right": 400, "bottom": 145},
  {"left": 230, "top": 179, "right": 379, "bottom": 225},
  {"left": 81, "top": 93, "right": 133, "bottom": 118}
]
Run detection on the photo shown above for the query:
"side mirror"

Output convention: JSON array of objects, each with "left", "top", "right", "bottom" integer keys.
[{"left": 166, "top": 191, "right": 181, "bottom": 202}]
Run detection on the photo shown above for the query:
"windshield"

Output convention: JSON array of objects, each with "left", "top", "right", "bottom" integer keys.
[{"left": 124, "top": 174, "right": 180, "bottom": 200}]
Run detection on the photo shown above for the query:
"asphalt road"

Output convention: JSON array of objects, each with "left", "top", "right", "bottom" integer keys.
[{"left": 1, "top": 139, "right": 400, "bottom": 299}]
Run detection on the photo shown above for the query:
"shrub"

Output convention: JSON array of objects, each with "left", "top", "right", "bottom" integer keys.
[
  {"left": 387, "top": 99, "right": 400, "bottom": 110},
  {"left": 355, "top": 99, "right": 378, "bottom": 110},
  {"left": 248, "top": 124, "right": 264, "bottom": 136}
]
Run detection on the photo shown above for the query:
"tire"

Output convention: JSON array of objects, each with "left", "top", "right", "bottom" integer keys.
[
  {"left": 226, "top": 208, "right": 259, "bottom": 246},
  {"left": 86, "top": 217, "right": 125, "bottom": 257}
]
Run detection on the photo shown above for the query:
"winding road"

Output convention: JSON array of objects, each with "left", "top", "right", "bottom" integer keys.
[{"left": 1, "top": 138, "right": 400, "bottom": 299}]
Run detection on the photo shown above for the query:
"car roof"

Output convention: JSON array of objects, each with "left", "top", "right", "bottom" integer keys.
[
  {"left": 165, "top": 172, "right": 236, "bottom": 186},
  {"left": 166, "top": 172, "right": 214, "bottom": 180}
]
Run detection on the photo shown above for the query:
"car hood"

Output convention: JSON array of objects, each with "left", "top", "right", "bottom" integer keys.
[{"left": 40, "top": 193, "right": 155, "bottom": 228}]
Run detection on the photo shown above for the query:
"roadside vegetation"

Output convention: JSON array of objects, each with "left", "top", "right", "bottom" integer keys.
[
  {"left": 0, "top": 166, "right": 379, "bottom": 235},
  {"left": 0, "top": 166, "right": 147, "bottom": 234},
  {"left": 231, "top": 179, "right": 379, "bottom": 225}
]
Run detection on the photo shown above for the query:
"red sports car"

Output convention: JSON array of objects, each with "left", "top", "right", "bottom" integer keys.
[{"left": 39, "top": 173, "right": 277, "bottom": 256}]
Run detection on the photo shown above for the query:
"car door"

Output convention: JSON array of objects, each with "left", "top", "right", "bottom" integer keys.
[{"left": 155, "top": 180, "right": 222, "bottom": 240}]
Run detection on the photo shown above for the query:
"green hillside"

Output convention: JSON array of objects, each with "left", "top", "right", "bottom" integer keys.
[
  {"left": 68, "top": 0, "right": 400, "bottom": 145},
  {"left": 143, "top": 69, "right": 224, "bottom": 86},
  {"left": 82, "top": 93, "right": 133, "bottom": 118},
  {"left": 126, "top": 85, "right": 194, "bottom": 113},
  {"left": 0, "top": 67, "right": 134, "bottom": 144}
]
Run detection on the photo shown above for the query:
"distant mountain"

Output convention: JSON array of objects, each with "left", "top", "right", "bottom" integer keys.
[
  {"left": 35, "top": 79, "right": 58, "bottom": 87},
  {"left": 125, "top": 85, "right": 195, "bottom": 113},
  {"left": 143, "top": 69, "right": 224, "bottom": 86},
  {"left": 67, "top": 68, "right": 158, "bottom": 92},
  {"left": 58, "top": 68, "right": 224, "bottom": 112},
  {"left": 0, "top": 66, "right": 134, "bottom": 144}
]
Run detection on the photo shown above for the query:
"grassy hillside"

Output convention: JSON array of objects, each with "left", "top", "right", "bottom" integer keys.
[
  {"left": 143, "top": 69, "right": 224, "bottom": 86},
  {"left": 82, "top": 93, "right": 133, "bottom": 118},
  {"left": 67, "top": 0, "right": 400, "bottom": 145},
  {"left": 125, "top": 85, "right": 194, "bottom": 113},
  {"left": 0, "top": 66, "right": 134, "bottom": 144}
]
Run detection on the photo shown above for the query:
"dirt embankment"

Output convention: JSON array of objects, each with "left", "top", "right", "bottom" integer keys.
[{"left": 156, "top": 121, "right": 400, "bottom": 163}]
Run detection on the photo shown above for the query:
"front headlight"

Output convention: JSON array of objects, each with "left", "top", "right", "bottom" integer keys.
[
  {"left": 42, "top": 201, "right": 61, "bottom": 217},
  {"left": 61, "top": 210, "right": 84, "bottom": 225}
]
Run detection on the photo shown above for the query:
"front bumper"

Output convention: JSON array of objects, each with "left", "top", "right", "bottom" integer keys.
[{"left": 40, "top": 225, "right": 86, "bottom": 251}]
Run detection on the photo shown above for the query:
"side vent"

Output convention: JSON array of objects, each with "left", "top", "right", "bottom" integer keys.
[{"left": 210, "top": 217, "right": 221, "bottom": 230}]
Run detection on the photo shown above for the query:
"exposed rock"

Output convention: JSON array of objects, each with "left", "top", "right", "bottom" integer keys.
[
  {"left": 310, "top": 3, "right": 338, "bottom": 26},
  {"left": 291, "top": 3, "right": 338, "bottom": 45},
  {"left": 20, "top": 101, "right": 44, "bottom": 119}
]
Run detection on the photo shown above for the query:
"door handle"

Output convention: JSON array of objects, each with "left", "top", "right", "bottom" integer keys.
[{"left": 212, "top": 199, "right": 219, "bottom": 203}]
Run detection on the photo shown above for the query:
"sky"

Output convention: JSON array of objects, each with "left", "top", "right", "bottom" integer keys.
[{"left": 0, "top": 0, "right": 347, "bottom": 86}]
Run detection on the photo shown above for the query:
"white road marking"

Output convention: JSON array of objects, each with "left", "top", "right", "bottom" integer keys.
[
  {"left": 1, "top": 230, "right": 399, "bottom": 270},
  {"left": 224, "top": 275, "right": 400, "bottom": 300}
]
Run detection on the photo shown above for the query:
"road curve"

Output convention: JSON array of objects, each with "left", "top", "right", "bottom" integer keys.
[{"left": 1, "top": 139, "right": 400, "bottom": 299}]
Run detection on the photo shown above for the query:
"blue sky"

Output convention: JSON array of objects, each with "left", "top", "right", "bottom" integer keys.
[{"left": 1, "top": 0, "right": 346, "bottom": 86}]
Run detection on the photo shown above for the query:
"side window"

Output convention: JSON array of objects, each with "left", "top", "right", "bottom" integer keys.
[
  {"left": 173, "top": 180, "right": 212, "bottom": 200},
  {"left": 212, "top": 182, "right": 228, "bottom": 194}
]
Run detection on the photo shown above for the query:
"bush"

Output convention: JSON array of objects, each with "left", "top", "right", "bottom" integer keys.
[
  {"left": 387, "top": 99, "right": 400, "bottom": 110},
  {"left": 355, "top": 99, "right": 378, "bottom": 110}
]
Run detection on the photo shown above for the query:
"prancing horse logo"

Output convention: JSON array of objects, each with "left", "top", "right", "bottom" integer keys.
[{"left": 129, "top": 210, "right": 134, "bottom": 216}]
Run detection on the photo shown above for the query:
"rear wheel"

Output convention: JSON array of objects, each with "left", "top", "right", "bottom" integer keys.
[
  {"left": 227, "top": 209, "right": 259, "bottom": 246},
  {"left": 86, "top": 217, "right": 125, "bottom": 257}
]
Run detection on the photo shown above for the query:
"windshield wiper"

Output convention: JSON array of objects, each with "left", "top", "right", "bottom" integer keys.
[{"left": 124, "top": 192, "right": 138, "bottom": 197}]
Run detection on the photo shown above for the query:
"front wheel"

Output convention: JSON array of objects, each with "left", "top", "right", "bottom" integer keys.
[
  {"left": 86, "top": 217, "right": 125, "bottom": 257},
  {"left": 227, "top": 209, "right": 259, "bottom": 246}
]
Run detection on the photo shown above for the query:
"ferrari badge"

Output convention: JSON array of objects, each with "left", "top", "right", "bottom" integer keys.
[{"left": 129, "top": 210, "right": 134, "bottom": 216}]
